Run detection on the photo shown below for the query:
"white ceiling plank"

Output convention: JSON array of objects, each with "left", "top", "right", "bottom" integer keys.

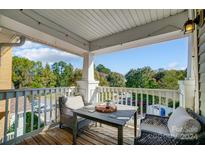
[
  {"left": 128, "top": 10, "right": 139, "bottom": 26},
  {"left": 116, "top": 10, "right": 132, "bottom": 29},
  {"left": 63, "top": 10, "right": 101, "bottom": 40},
  {"left": 163, "top": 9, "right": 171, "bottom": 18},
  {"left": 105, "top": 10, "right": 127, "bottom": 31},
  {"left": 93, "top": 9, "right": 121, "bottom": 33},
  {"left": 100, "top": 10, "right": 123, "bottom": 31},
  {"left": 143, "top": 9, "right": 152, "bottom": 23},
  {"left": 122, "top": 10, "right": 136, "bottom": 28},
  {"left": 86, "top": 10, "right": 115, "bottom": 34},
  {"left": 135, "top": 10, "right": 147, "bottom": 25},
  {"left": 150, "top": 9, "right": 158, "bottom": 21},
  {"left": 61, "top": 10, "right": 98, "bottom": 40},
  {"left": 77, "top": 10, "right": 110, "bottom": 37},
  {"left": 65, "top": 10, "right": 102, "bottom": 39},
  {"left": 170, "top": 9, "right": 178, "bottom": 15},
  {"left": 156, "top": 9, "right": 164, "bottom": 20},
  {"left": 67, "top": 10, "right": 105, "bottom": 38},
  {"left": 34, "top": 10, "right": 94, "bottom": 41},
  {"left": 50, "top": 10, "right": 95, "bottom": 39},
  {"left": 23, "top": 9, "right": 89, "bottom": 45}
]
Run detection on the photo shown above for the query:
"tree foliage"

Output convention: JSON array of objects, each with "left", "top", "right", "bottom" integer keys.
[
  {"left": 94, "top": 70, "right": 109, "bottom": 86},
  {"left": 52, "top": 61, "right": 74, "bottom": 87},
  {"left": 12, "top": 57, "right": 186, "bottom": 90},
  {"left": 12, "top": 56, "right": 35, "bottom": 88},
  {"left": 107, "top": 72, "right": 125, "bottom": 87},
  {"left": 125, "top": 67, "right": 158, "bottom": 88},
  {"left": 12, "top": 57, "right": 81, "bottom": 88},
  {"left": 41, "top": 64, "right": 56, "bottom": 87},
  {"left": 96, "top": 64, "right": 111, "bottom": 74},
  {"left": 95, "top": 64, "right": 125, "bottom": 87},
  {"left": 125, "top": 67, "right": 186, "bottom": 89}
]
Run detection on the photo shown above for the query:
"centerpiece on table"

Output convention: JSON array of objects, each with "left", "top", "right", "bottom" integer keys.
[{"left": 95, "top": 100, "right": 117, "bottom": 113}]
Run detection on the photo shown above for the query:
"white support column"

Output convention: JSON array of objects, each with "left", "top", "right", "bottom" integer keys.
[
  {"left": 77, "top": 52, "right": 99, "bottom": 104},
  {"left": 179, "top": 9, "right": 199, "bottom": 113}
]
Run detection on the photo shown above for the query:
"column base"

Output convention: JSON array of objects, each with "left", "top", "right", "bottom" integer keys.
[
  {"left": 77, "top": 80, "right": 99, "bottom": 104},
  {"left": 178, "top": 79, "right": 195, "bottom": 111}
]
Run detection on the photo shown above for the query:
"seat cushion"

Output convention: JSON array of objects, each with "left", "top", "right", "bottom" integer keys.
[
  {"left": 141, "top": 123, "right": 170, "bottom": 136},
  {"left": 64, "top": 96, "right": 85, "bottom": 110},
  {"left": 167, "top": 107, "right": 201, "bottom": 139}
]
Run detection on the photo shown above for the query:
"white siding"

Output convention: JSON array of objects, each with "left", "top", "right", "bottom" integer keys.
[{"left": 199, "top": 24, "right": 205, "bottom": 116}]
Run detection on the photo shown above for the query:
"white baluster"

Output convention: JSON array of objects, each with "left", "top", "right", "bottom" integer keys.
[
  {"left": 3, "top": 92, "right": 9, "bottom": 143},
  {"left": 38, "top": 90, "right": 41, "bottom": 129},
  {"left": 23, "top": 91, "right": 27, "bottom": 135},
  {"left": 140, "top": 90, "right": 143, "bottom": 117}
]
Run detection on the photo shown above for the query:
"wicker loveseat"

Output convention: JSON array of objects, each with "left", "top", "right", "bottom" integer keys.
[{"left": 134, "top": 107, "right": 205, "bottom": 145}]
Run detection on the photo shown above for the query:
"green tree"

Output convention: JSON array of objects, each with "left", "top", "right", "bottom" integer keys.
[
  {"left": 41, "top": 64, "right": 56, "bottom": 87},
  {"left": 96, "top": 64, "right": 111, "bottom": 74},
  {"left": 70, "top": 68, "right": 82, "bottom": 86},
  {"left": 7, "top": 112, "right": 44, "bottom": 133},
  {"left": 12, "top": 56, "right": 34, "bottom": 88},
  {"left": 32, "top": 61, "right": 44, "bottom": 88},
  {"left": 52, "top": 61, "right": 74, "bottom": 87},
  {"left": 160, "top": 70, "right": 186, "bottom": 89},
  {"left": 107, "top": 72, "right": 125, "bottom": 87},
  {"left": 125, "top": 67, "right": 158, "bottom": 88},
  {"left": 94, "top": 70, "right": 109, "bottom": 86},
  {"left": 25, "top": 112, "right": 44, "bottom": 133}
]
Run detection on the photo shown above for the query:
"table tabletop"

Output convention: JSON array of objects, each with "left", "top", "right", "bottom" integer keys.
[{"left": 73, "top": 105, "right": 137, "bottom": 126}]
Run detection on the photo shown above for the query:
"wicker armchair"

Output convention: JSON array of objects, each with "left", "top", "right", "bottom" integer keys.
[
  {"left": 134, "top": 109, "right": 205, "bottom": 145},
  {"left": 59, "top": 96, "right": 91, "bottom": 133}
]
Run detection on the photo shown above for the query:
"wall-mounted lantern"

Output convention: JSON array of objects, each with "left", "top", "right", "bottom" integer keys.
[{"left": 184, "top": 10, "right": 205, "bottom": 34}]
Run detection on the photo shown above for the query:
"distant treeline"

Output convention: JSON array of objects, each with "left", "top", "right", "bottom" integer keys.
[{"left": 12, "top": 56, "right": 186, "bottom": 90}]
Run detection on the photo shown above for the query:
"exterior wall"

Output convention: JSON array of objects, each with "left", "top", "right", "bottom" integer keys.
[
  {"left": 0, "top": 47, "right": 12, "bottom": 141},
  {"left": 198, "top": 23, "right": 205, "bottom": 116}
]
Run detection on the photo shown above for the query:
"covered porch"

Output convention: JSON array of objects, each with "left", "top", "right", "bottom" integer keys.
[{"left": 0, "top": 9, "right": 204, "bottom": 145}]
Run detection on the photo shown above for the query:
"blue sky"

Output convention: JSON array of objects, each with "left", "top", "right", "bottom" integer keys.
[{"left": 13, "top": 37, "right": 188, "bottom": 75}]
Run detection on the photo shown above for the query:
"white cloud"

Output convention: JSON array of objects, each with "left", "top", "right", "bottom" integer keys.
[
  {"left": 13, "top": 41, "right": 82, "bottom": 66},
  {"left": 167, "top": 62, "right": 186, "bottom": 70}
]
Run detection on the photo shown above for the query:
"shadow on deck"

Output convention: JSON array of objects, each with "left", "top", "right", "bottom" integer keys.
[{"left": 18, "top": 125, "right": 135, "bottom": 145}]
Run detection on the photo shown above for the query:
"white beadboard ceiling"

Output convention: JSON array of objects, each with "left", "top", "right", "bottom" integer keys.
[
  {"left": 0, "top": 9, "right": 185, "bottom": 41},
  {"left": 31, "top": 9, "right": 185, "bottom": 41},
  {"left": 0, "top": 9, "right": 187, "bottom": 55}
]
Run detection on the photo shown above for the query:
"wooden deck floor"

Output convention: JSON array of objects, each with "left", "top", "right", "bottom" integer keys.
[{"left": 18, "top": 125, "right": 135, "bottom": 145}]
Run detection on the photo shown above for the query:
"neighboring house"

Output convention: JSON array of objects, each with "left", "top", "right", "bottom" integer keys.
[{"left": 0, "top": 46, "right": 12, "bottom": 142}]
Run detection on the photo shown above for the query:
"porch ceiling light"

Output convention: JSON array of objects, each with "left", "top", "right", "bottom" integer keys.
[
  {"left": 184, "top": 10, "right": 205, "bottom": 34},
  {"left": 184, "top": 19, "right": 195, "bottom": 34}
]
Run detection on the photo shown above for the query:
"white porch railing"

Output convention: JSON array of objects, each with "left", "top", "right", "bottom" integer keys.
[
  {"left": 0, "top": 85, "right": 181, "bottom": 144},
  {"left": 0, "top": 87, "right": 77, "bottom": 144},
  {"left": 95, "top": 86, "right": 180, "bottom": 117}
]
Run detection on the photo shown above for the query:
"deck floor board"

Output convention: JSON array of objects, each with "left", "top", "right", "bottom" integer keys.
[{"left": 19, "top": 125, "right": 135, "bottom": 145}]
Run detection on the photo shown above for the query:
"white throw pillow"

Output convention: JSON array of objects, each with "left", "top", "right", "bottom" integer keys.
[
  {"left": 167, "top": 107, "right": 201, "bottom": 139},
  {"left": 64, "top": 96, "right": 85, "bottom": 110}
]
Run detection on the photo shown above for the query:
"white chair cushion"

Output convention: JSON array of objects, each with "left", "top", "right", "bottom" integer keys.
[
  {"left": 64, "top": 96, "right": 85, "bottom": 110},
  {"left": 167, "top": 107, "right": 201, "bottom": 139}
]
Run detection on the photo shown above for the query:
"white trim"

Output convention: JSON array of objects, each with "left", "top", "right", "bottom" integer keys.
[{"left": 91, "top": 30, "right": 187, "bottom": 55}]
